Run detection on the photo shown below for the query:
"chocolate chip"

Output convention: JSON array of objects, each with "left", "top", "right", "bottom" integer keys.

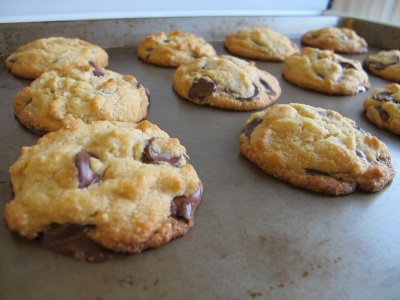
[
  {"left": 339, "top": 62, "right": 357, "bottom": 70},
  {"left": 239, "top": 85, "right": 259, "bottom": 101},
  {"left": 373, "top": 92, "right": 397, "bottom": 103},
  {"left": 142, "top": 138, "right": 188, "bottom": 167},
  {"left": 306, "top": 169, "right": 331, "bottom": 176},
  {"left": 75, "top": 151, "right": 100, "bottom": 188},
  {"left": 163, "top": 40, "right": 170, "bottom": 43},
  {"left": 375, "top": 106, "right": 390, "bottom": 122},
  {"left": 41, "top": 223, "right": 113, "bottom": 262},
  {"left": 89, "top": 61, "right": 105, "bottom": 77},
  {"left": 243, "top": 118, "right": 263, "bottom": 138},
  {"left": 260, "top": 79, "right": 276, "bottom": 95},
  {"left": 188, "top": 78, "right": 216, "bottom": 100},
  {"left": 358, "top": 86, "right": 367, "bottom": 93},
  {"left": 8, "top": 58, "right": 16, "bottom": 63},
  {"left": 355, "top": 148, "right": 367, "bottom": 160},
  {"left": 171, "top": 184, "right": 202, "bottom": 223}
]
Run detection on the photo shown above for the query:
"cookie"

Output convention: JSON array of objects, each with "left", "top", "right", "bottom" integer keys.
[
  {"left": 137, "top": 31, "right": 217, "bottom": 67},
  {"left": 173, "top": 55, "right": 281, "bottom": 110},
  {"left": 5, "top": 37, "right": 109, "bottom": 79},
  {"left": 282, "top": 47, "right": 370, "bottom": 95},
  {"left": 4, "top": 120, "right": 203, "bottom": 262},
  {"left": 363, "top": 83, "right": 400, "bottom": 135},
  {"left": 14, "top": 62, "right": 149, "bottom": 134},
  {"left": 240, "top": 103, "right": 395, "bottom": 196},
  {"left": 301, "top": 27, "right": 368, "bottom": 54},
  {"left": 363, "top": 50, "right": 400, "bottom": 82},
  {"left": 224, "top": 27, "right": 299, "bottom": 62}
]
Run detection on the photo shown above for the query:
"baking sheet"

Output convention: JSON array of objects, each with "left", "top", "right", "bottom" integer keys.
[{"left": 1, "top": 16, "right": 399, "bottom": 300}]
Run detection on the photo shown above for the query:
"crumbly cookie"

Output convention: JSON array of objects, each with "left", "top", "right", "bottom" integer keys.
[
  {"left": 137, "top": 31, "right": 217, "bottom": 67},
  {"left": 5, "top": 37, "right": 109, "bottom": 79},
  {"left": 282, "top": 47, "right": 370, "bottom": 95},
  {"left": 364, "top": 83, "right": 400, "bottom": 135},
  {"left": 363, "top": 50, "right": 400, "bottom": 82},
  {"left": 173, "top": 55, "right": 281, "bottom": 110},
  {"left": 224, "top": 27, "right": 299, "bottom": 62},
  {"left": 301, "top": 27, "right": 368, "bottom": 54},
  {"left": 14, "top": 62, "right": 149, "bottom": 134},
  {"left": 240, "top": 103, "right": 395, "bottom": 196},
  {"left": 4, "top": 120, "right": 203, "bottom": 262}
]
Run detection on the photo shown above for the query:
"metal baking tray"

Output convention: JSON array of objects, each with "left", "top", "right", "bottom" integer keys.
[{"left": 1, "top": 16, "right": 399, "bottom": 300}]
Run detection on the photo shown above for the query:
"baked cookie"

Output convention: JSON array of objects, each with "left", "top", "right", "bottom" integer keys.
[
  {"left": 4, "top": 120, "right": 203, "bottom": 262},
  {"left": 173, "top": 55, "right": 281, "bottom": 110},
  {"left": 137, "top": 31, "right": 217, "bottom": 67},
  {"left": 5, "top": 37, "right": 108, "bottom": 79},
  {"left": 224, "top": 27, "right": 299, "bottom": 62},
  {"left": 301, "top": 27, "right": 368, "bottom": 54},
  {"left": 363, "top": 50, "right": 400, "bottom": 82},
  {"left": 240, "top": 103, "right": 395, "bottom": 196},
  {"left": 14, "top": 62, "right": 149, "bottom": 134},
  {"left": 364, "top": 83, "right": 400, "bottom": 135},
  {"left": 282, "top": 47, "right": 370, "bottom": 95}
]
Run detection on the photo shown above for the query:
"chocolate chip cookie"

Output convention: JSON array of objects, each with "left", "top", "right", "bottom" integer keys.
[
  {"left": 240, "top": 103, "right": 395, "bottom": 195},
  {"left": 14, "top": 62, "right": 149, "bottom": 134},
  {"left": 364, "top": 83, "right": 400, "bottom": 135},
  {"left": 363, "top": 50, "right": 400, "bottom": 82},
  {"left": 137, "top": 31, "right": 217, "bottom": 67},
  {"left": 301, "top": 27, "right": 368, "bottom": 54},
  {"left": 282, "top": 47, "right": 370, "bottom": 95},
  {"left": 224, "top": 27, "right": 299, "bottom": 62},
  {"left": 173, "top": 55, "right": 281, "bottom": 110},
  {"left": 5, "top": 37, "right": 109, "bottom": 79},
  {"left": 4, "top": 120, "right": 203, "bottom": 262}
]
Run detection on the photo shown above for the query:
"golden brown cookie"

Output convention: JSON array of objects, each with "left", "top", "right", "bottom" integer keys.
[
  {"left": 4, "top": 120, "right": 203, "bottom": 262},
  {"left": 224, "top": 27, "right": 299, "bottom": 62},
  {"left": 301, "top": 27, "right": 368, "bottom": 54},
  {"left": 364, "top": 83, "right": 400, "bottom": 135},
  {"left": 14, "top": 62, "right": 149, "bottom": 134},
  {"left": 137, "top": 31, "right": 217, "bottom": 67},
  {"left": 282, "top": 47, "right": 370, "bottom": 95},
  {"left": 240, "top": 103, "right": 395, "bottom": 195},
  {"left": 173, "top": 55, "right": 281, "bottom": 110},
  {"left": 5, "top": 37, "right": 109, "bottom": 79},
  {"left": 363, "top": 50, "right": 400, "bottom": 82}
]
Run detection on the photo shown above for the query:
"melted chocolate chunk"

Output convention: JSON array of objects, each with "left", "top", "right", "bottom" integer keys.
[
  {"left": 41, "top": 223, "right": 113, "bottom": 262},
  {"left": 375, "top": 106, "right": 390, "bottom": 122},
  {"left": 171, "top": 184, "right": 202, "bottom": 223},
  {"left": 373, "top": 92, "right": 397, "bottom": 103},
  {"left": 260, "top": 79, "right": 276, "bottom": 95},
  {"left": 339, "top": 61, "right": 357, "bottom": 70},
  {"left": 142, "top": 138, "right": 188, "bottom": 167},
  {"left": 8, "top": 58, "right": 17, "bottom": 63},
  {"left": 75, "top": 151, "right": 100, "bottom": 188},
  {"left": 89, "top": 61, "right": 105, "bottom": 77},
  {"left": 189, "top": 78, "right": 216, "bottom": 100},
  {"left": 238, "top": 85, "right": 259, "bottom": 101},
  {"left": 355, "top": 148, "right": 367, "bottom": 160},
  {"left": 306, "top": 169, "right": 331, "bottom": 176},
  {"left": 243, "top": 118, "right": 263, "bottom": 138}
]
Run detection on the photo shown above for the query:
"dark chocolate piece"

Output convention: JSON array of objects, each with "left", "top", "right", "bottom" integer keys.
[
  {"left": 260, "top": 79, "right": 276, "bottom": 95},
  {"left": 89, "top": 61, "right": 105, "bottom": 77},
  {"left": 142, "top": 138, "right": 188, "bottom": 167},
  {"left": 41, "top": 223, "right": 113, "bottom": 262},
  {"left": 238, "top": 85, "right": 259, "bottom": 101},
  {"left": 75, "top": 151, "right": 100, "bottom": 188},
  {"left": 358, "top": 86, "right": 367, "bottom": 93},
  {"left": 171, "top": 184, "right": 202, "bottom": 223},
  {"left": 243, "top": 118, "right": 263, "bottom": 138},
  {"left": 375, "top": 106, "right": 390, "bottom": 122},
  {"left": 339, "top": 61, "right": 357, "bottom": 70},
  {"left": 373, "top": 92, "right": 397, "bottom": 103},
  {"left": 188, "top": 78, "right": 216, "bottom": 100}
]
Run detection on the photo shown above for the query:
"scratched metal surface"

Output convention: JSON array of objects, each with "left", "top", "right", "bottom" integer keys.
[{"left": 0, "top": 16, "right": 399, "bottom": 300}]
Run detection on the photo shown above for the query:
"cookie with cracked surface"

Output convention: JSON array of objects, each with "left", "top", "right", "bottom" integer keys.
[
  {"left": 282, "top": 47, "right": 370, "bottom": 95},
  {"left": 364, "top": 83, "right": 400, "bottom": 135},
  {"left": 14, "top": 62, "right": 149, "bottom": 134},
  {"left": 224, "top": 27, "right": 299, "bottom": 62},
  {"left": 137, "top": 31, "right": 217, "bottom": 67},
  {"left": 173, "top": 55, "right": 281, "bottom": 110},
  {"left": 4, "top": 120, "right": 203, "bottom": 262},
  {"left": 5, "top": 37, "right": 109, "bottom": 79},
  {"left": 240, "top": 103, "right": 395, "bottom": 195},
  {"left": 363, "top": 50, "right": 400, "bottom": 82},
  {"left": 301, "top": 27, "right": 368, "bottom": 54}
]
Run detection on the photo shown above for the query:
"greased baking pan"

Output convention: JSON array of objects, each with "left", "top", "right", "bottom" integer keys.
[{"left": 1, "top": 16, "right": 399, "bottom": 300}]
